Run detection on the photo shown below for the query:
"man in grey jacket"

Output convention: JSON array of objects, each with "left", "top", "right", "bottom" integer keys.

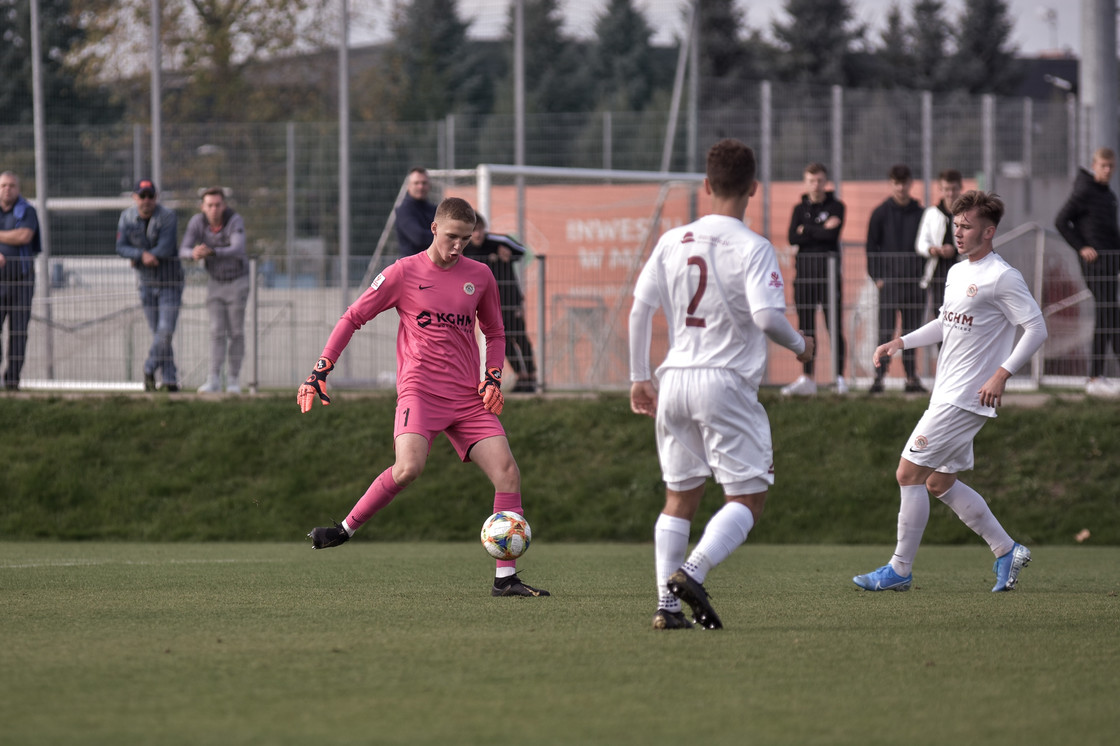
[
  {"left": 180, "top": 187, "right": 248, "bottom": 394},
  {"left": 116, "top": 179, "right": 182, "bottom": 392}
]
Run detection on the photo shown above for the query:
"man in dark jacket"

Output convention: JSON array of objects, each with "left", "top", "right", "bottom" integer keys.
[
  {"left": 783, "top": 162, "right": 847, "bottom": 395},
  {"left": 866, "top": 164, "right": 926, "bottom": 394},
  {"left": 0, "top": 171, "right": 40, "bottom": 390},
  {"left": 466, "top": 215, "right": 537, "bottom": 392},
  {"left": 116, "top": 179, "right": 182, "bottom": 392},
  {"left": 1055, "top": 147, "right": 1120, "bottom": 397},
  {"left": 394, "top": 167, "right": 437, "bottom": 258}
]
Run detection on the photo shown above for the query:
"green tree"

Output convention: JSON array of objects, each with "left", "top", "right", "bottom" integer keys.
[
  {"left": 377, "top": 0, "right": 483, "bottom": 122},
  {"left": 949, "top": 0, "right": 1021, "bottom": 94},
  {"left": 874, "top": 2, "right": 911, "bottom": 89},
  {"left": 694, "top": 0, "right": 772, "bottom": 105},
  {"left": 69, "top": 0, "right": 331, "bottom": 122},
  {"left": 770, "top": 0, "right": 865, "bottom": 86},
  {"left": 500, "top": 0, "right": 592, "bottom": 115},
  {"left": 909, "top": 0, "right": 952, "bottom": 91},
  {"left": 589, "top": 0, "right": 657, "bottom": 112},
  {"left": 0, "top": 0, "right": 121, "bottom": 125}
]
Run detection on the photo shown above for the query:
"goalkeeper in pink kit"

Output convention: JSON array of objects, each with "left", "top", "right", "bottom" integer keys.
[{"left": 299, "top": 197, "right": 549, "bottom": 597}]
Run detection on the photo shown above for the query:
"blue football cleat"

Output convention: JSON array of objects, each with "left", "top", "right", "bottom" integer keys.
[
  {"left": 853, "top": 564, "right": 913, "bottom": 591},
  {"left": 992, "top": 543, "right": 1031, "bottom": 592}
]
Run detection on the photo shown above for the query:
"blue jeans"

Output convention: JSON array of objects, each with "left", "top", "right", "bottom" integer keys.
[{"left": 139, "top": 280, "right": 183, "bottom": 384}]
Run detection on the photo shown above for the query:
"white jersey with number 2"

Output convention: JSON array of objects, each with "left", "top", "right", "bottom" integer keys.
[{"left": 633, "top": 214, "right": 788, "bottom": 390}]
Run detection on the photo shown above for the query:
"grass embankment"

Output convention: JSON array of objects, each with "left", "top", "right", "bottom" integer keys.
[{"left": 1, "top": 391, "right": 1116, "bottom": 544}]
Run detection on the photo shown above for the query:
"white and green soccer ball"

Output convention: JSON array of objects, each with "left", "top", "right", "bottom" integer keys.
[{"left": 480, "top": 511, "right": 531, "bottom": 561}]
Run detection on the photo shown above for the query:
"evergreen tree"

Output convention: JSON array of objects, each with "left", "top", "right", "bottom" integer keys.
[
  {"left": 694, "top": 0, "right": 770, "bottom": 106},
  {"left": 383, "top": 0, "right": 476, "bottom": 121},
  {"left": 770, "top": 0, "right": 865, "bottom": 86},
  {"left": 949, "top": 0, "right": 1021, "bottom": 94},
  {"left": 590, "top": 0, "right": 657, "bottom": 112},
  {"left": 0, "top": 0, "right": 121, "bottom": 125},
  {"left": 875, "top": 3, "right": 911, "bottom": 89},
  {"left": 909, "top": 0, "right": 951, "bottom": 92},
  {"left": 501, "top": 0, "right": 592, "bottom": 115}
]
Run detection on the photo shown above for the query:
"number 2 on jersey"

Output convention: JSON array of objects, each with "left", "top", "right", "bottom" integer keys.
[{"left": 686, "top": 255, "right": 707, "bottom": 328}]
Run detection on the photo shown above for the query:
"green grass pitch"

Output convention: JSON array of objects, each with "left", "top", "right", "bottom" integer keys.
[{"left": 2, "top": 542, "right": 1117, "bottom": 745}]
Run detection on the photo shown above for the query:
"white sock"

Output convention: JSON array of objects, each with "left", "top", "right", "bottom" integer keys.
[
  {"left": 494, "top": 566, "right": 516, "bottom": 579},
  {"left": 936, "top": 480, "right": 1014, "bottom": 557},
  {"left": 654, "top": 513, "right": 691, "bottom": 611},
  {"left": 681, "top": 502, "right": 755, "bottom": 584},
  {"left": 340, "top": 519, "right": 355, "bottom": 536},
  {"left": 890, "top": 484, "right": 929, "bottom": 577}
]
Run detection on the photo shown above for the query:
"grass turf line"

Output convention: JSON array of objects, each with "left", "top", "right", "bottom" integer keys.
[{"left": 1, "top": 543, "right": 1117, "bottom": 746}]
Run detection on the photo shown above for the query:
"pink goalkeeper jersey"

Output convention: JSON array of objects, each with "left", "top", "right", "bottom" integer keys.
[{"left": 322, "top": 252, "right": 505, "bottom": 399}]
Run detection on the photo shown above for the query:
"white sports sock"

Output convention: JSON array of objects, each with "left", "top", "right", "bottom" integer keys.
[
  {"left": 682, "top": 502, "right": 755, "bottom": 584},
  {"left": 654, "top": 513, "right": 691, "bottom": 611},
  {"left": 340, "top": 519, "right": 355, "bottom": 536},
  {"left": 936, "top": 480, "right": 1014, "bottom": 557},
  {"left": 890, "top": 484, "right": 930, "bottom": 577}
]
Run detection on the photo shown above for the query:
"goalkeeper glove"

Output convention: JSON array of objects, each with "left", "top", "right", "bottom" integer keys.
[
  {"left": 478, "top": 366, "right": 504, "bottom": 415},
  {"left": 298, "top": 357, "right": 334, "bottom": 413}
]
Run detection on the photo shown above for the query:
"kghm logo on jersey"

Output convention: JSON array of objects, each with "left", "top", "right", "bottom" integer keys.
[
  {"left": 416, "top": 309, "right": 475, "bottom": 331},
  {"left": 967, "top": 284, "right": 978, "bottom": 297},
  {"left": 371, "top": 272, "right": 386, "bottom": 290},
  {"left": 682, "top": 232, "right": 695, "bottom": 244},
  {"left": 941, "top": 308, "right": 974, "bottom": 331},
  {"left": 463, "top": 282, "right": 476, "bottom": 296},
  {"left": 768, "top": 271, "right": 783, "bottom": 289}
]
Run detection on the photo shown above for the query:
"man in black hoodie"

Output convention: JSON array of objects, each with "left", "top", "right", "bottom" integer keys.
[
  {"left": 1055, "top": 147, "right": 1120, "bottom": 397},
  {"left": 782, "top": 162, "right": 847, "bottom": 395},
  {"left": 866, "top": 164, "right": 926, "bottom": 394}
]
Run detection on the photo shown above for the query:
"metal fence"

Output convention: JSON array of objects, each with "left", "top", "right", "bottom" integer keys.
[{"left": 0, "top": 84, "right": 1103, "bottom": 393}]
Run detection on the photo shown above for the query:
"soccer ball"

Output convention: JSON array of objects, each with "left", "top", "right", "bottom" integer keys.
[{"left": 480, "top": 511, "right": 531, "bottom": 560}]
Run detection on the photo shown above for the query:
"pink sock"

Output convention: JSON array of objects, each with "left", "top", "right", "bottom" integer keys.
[
  {"left": 345, "top": 468, "right": 404, "bottom": 531},
  {"left": 493, "top": 492, "right": 523, "bottom": 570}
]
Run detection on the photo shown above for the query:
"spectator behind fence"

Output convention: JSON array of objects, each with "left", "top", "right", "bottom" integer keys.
[
  {"left": 629, "top": 138, "right": 813, "bottom": 631},
  {"left": 466, "top": 214, "right": 538, "bottom": 392},
  {"left": 0, "top": 171, "right": 41, "bottom": 391},
  {"left": 866, "top": 164, "right": 926, "bottom": 394},
  {"left": 1055, "top": 147, "right": 1120, "bottom": 398},
  {"left": 116, "top": 179, "right": 182, "bottom": 392},
  {"left": 180, "top": 187, "right": 249, "bottom": 395},
  {"left": 394, "top": 167, "right": 437, "bottom": 257},
  {"left": 853, "top": 190, "right": 1046, "bottom": 594},
  {"left": 782, "top": 162, "right": 847, "bottom": 396},
  {"left": 916, "top": 169, "right": 963, "bottom": 318}
]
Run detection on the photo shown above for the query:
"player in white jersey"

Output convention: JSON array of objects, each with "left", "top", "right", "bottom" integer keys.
[
  {"left": 853, "top": 191, "right": 1047, "bottom": 593},
  {"left": 630, "top": 139, "right": 813, "bottom": 630}
]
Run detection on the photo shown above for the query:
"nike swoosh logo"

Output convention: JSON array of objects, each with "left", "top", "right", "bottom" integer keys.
[
  {"left": 418, "top": 284, "right": 434, "bottom": 290},
  {"left": 908, "top": 447, "right": 923, "bottom": 452}
]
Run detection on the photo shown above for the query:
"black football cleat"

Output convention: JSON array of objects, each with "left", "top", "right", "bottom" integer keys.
[
  {"left": 667, "top": 569, "right": 723, "bottom": 630},
  {"left": 491, "top": 574, "right": 550, "bottom": 597},
  {"left": 652, "top": 608, "right": 693, "bottom": 630},
  {"left": 308, "top": 522, "right": 350, "bottom": 549}
]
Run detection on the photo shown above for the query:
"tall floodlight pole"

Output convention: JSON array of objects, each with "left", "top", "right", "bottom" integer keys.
[
  {"left": 514, "top": 0, "right": 525, "bottom": 240},
  {"left": 30, "top": 0, "right": 54, "bottom": 379},
  {"left": 150, "top": 0, "right": 162, "bottom": 187},
  {"left": 1079, "top": 0, "right": 1118, "bottom": 190},
  {"left": 339, "top": 0, "right": 351, "bottom": 312}
]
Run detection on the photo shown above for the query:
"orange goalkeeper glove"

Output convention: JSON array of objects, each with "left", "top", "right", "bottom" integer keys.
[
  {"left": 298, "top": 357, "right": 334, "bottom": 413},
  {"left": 478, "top": 366, "right": 504, "bottom": 415}
]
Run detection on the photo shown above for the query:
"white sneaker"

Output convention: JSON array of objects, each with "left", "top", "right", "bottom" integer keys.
[
  {"left": 197, "top": 378, "right": 221, "bottom": 394},
  {"left": 226, "top": 378, "right": 241, "bottom": 395},
  {"left": 835, "top": 376, "right": 849, "bottom": 395},
  {"left": 1086, "top": 378, "right": 1120, "bottom": 397},
  {"left": 780, "top": 375, "right": 817, "bottom": 396}
]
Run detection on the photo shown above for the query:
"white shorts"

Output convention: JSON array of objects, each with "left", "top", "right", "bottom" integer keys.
[
  {"left": 655, "top": 367, "right": 774, "bottom": 495},
  {"left": 901, "top": 401, "right": 988, "bottom": 474}
]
